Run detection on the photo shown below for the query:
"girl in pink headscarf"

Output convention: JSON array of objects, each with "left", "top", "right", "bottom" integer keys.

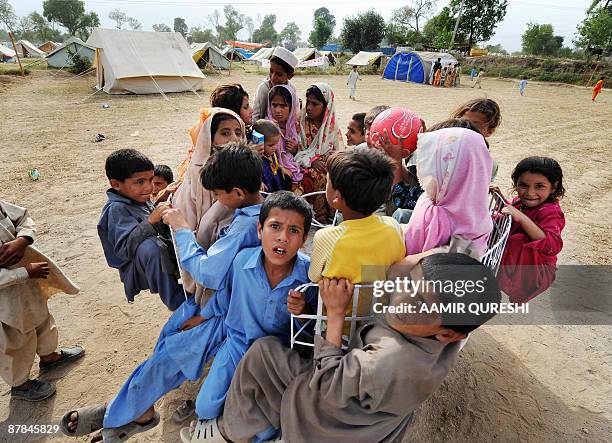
[
  {"left": 267, "top": 84, "right": 303, "bottom": 187},
  {"left": 403, "top": 127, "right": 493, "bottom": 258}
]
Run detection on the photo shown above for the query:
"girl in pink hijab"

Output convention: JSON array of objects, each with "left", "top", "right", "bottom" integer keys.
[{"left": 404, "top": 127, "right": 493, "bottom": 258}]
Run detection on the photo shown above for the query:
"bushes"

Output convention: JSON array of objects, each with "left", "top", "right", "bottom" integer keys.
[{"left": 66, "top": 48, "right": 92, "bottom": 75}]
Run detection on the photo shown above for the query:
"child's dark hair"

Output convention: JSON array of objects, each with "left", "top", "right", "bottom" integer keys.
[
  {"left": 427, "top": 118, "right": 490, "bottom": 149},
  {"left": 511, "top": 156, "right": 565, "bottom": 201},
  {"left": 252, "top": 119, "right": 280, "bottom": 139},
  {"left": 200, "top": 142, "right": 262, "bottom": 193},
  {"left": 210, "top": 84, "right": 248, "bottom": 116},
  {"left": 270, "top": 55, "right": 294, "bottom": 76},
  {"left": 306, "top": 85, "right": 327, "bottom": 106},
  {"left": 154, "top": 164, "right": 174, "bottom": 184},
  {"left": 211, "top": 113, "right": 241, "bottom": 143},
  {"left": 259, "top": 191, "right": 312, "bottom": 238},
  {"left": 364, "top": 105, "right": 389, "bottom": 127},
  {"left": 327, "top": 147, "right": 395, "bottom": 215},
  {"left": 105, "top": 149, "right": 153, "bottom": 181},
  {"left": 268, "top": 85, "right": 292, "bottom": 111},
  {"left": 421, "top": 253, "right": 501, "bottom": 334},
  {"left": 351, "top": 112, "right": 366, "bottom": 135},
  {"left": 451, "top": 98, "right": 501, "bottom": 132}
]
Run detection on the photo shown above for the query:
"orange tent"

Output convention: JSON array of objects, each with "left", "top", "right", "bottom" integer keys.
[{"left": 224, "top": 40, "right": 267, "bottom": 50}]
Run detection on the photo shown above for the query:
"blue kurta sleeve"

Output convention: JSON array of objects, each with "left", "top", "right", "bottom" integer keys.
[
  {"left": 201, "top": 267, "right": 233, "bottom": 319},
  {"left": 106, "top": 205, "right": 157, "bottom": 263}
]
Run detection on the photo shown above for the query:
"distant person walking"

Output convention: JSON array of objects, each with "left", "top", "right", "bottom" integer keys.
[
  {"left": 592, "top": 76, "right": 604, "bottom": 102},
  {"left": 518, "top": 76, "right": 528, "bottom": 96},
  {"left": 470, "top": 67, "right": 478, "bottom": 81},
  {"left": 347, "top": 65, "right": 360, "bottom": 100},
  {"left": 472, "top": 68, "right": 484, "bottom": 89}
]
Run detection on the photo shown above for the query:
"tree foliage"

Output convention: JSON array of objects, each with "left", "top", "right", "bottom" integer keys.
[
  {"left": 43, "top": 0, "right": 96, "bottom": 36},
  {"left": 340, "top": 10, "right": 386, "bottom": 53},
  {"left": 190, "top": 26, "right": 215, "bottom": 44},
  {"left": 279, "top": 22, "right": 301, "bottom": 48},
  {"left": 28, "top": 12, "right": 62, "bottom": 41},
  {"left": 218, "top": 5, "right": 245, "bottom": 42},
  {"left": 387, "top": 0, "right": 436, "bottom": 45},
  {"left": 308, "top": 7, "right": 335, "bottom": 48},
  {"left": 153, "top": 23, "right": 171, "bottom": 32},
  {"left": 422, "top": 6, "right": 464, "bottom": 48},
  {"left": 0, "top": 0, "right": 17, "bottom": 32},
  {"left": 252, "top": 14, "right": 278, "bottom": 45},
  {"left": 521, "top": 23, "right": 563, "bottom": 56},
  {"left": 108, "top": 8, "right": 128, "bottom": 29},
  {"left": 574, "top": 6, "right": 612, "bottom": 53},
  {"left": 173, "top": 17, "right": 188, "bottom": 38},
  {"left": 244, "top": 16, "right": 254, "bottom": 42},
  {"left": 449, "top": 0, "right": 508, "bottom": 48}
]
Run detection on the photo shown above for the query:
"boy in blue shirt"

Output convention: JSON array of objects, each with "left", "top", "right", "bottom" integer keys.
[
  {"left": 97, "top": 149, "right": 184, "bottom": 311},
  {"left": 61, "top": 147, "right": 315, "bottom": 442}
]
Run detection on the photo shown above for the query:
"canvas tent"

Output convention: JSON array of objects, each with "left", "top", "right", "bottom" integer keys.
[
  {"left": 86, "top": 29, "right": 205, "bottom": 95},
  {"left": 38, "top": 41, "right": 60, "bottom": 53},
  {"left": 0, "top": 43, "right": 16, "bottom": 62},
  {"left": 221, "top": 46, "right": 252, "bottom": 61},
  {"left": 293, "top": 48, "right": 321, "bottom": 63},
  {"left": 46, "top": 37, "right": 95, "bottom": 68},
  {"left": 345, "top": 51, "right": 384, "bottom": 67},
  {"left": 192, "top": 42, "right": 230, "bottom": 70},
  {"left": 16, "top": 40, "right": 46, "bottom": 58},
  {"left": 248, "top": 47, "right": 274, "bottom": 63},
  {"left": 383, "top": 51, "right": 458, "bottom": 84}
]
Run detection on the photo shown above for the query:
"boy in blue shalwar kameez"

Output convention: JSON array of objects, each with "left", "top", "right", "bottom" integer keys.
[
  {"left": 61, "top": 145, "right": 315, "bottom": 443},
  {"left": 97, "top": 149, "right": 184, "bottom": 311}
]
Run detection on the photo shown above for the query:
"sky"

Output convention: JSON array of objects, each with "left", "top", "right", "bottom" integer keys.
[{"left": 12, "top": 0, "right": 593, "bottom": 52}]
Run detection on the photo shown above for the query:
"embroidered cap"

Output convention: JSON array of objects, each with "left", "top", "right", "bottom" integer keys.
[{"left": 271, "top": 47, "right": 298, "bottom": 69}]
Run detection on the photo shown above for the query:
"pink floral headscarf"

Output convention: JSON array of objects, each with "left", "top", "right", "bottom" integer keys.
[
  {"left": 267, "top": 84, "right": 303, "bottom": 182},
  {"left": 404, "top": 128, "right": 493, "bottom": 258}
]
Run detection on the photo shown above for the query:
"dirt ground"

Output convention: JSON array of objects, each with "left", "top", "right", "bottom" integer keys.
[{"left": 0, "top": 68, "right": 610, "bottom": 442}]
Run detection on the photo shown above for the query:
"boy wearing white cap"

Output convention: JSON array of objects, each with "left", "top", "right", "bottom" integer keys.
[{"left": 252, "top": 47, "right": 298, "bottom": 121}]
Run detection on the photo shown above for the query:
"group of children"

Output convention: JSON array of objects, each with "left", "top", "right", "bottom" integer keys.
[
  {"left": 0, "top": 45, "right": 569, "bottom": 443},
  {"left": 432, "top": 58, "right": 462, "bottom": 88}
]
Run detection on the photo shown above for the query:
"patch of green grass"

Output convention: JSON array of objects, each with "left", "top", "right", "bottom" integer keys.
[{"left": 0, "top": 64, "right": 30, "bottom": 75}]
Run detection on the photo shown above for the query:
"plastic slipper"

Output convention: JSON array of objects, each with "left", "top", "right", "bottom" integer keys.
[
  {"left": 40, "top": 346, "right": 85, "bottom": 371},
  {"left": 180, "top": 418, "right": 227, "bottom": 443},
  {"left": 60, "top": 404, "right": 106, "bottom": 437},
  {"left": 172, "top": 400, "right": 196, "bottom": 423},
  {"left": 100, "top": 412, "right": 160, "bottom": 443}
]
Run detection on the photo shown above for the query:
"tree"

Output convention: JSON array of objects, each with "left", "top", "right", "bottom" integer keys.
[
  {"left": 127, "top": 17, "right": 142, "bottom": 30},
  {"left": 29, "top": 11, "right": 62, "bottom": 42},
  {"left": 43, "top": 0, "right": 98, "bottom": 36},
  {"left": 0, "top": 0, "right": 17, "bottom": 32},
  {"left": 173, "top": 17, "right": 188, "bottom": 38},
  {"left": 153, "top": 23, "right": 171, "bottom": 32},
  {"left": 208, "top": 9, "right": 222, "bottom": 36},
  {"left": 485, "top": 43, "right": 507, "bottom": 54},
  {"left": 309, "top": 7, "right": 335, "bottom": 48},
  {"left": 449, "top": 0, "right": 508, "bottom": 49},
  {"left": 279, "top": 22, "right": 301, "bottom": 48},
  {"left": 18, "top": 16, "right": 36, "bottom": 41},
  {"left": 244, "top": 16, "right": 254, "bottom": 42},
  {"left": 574, "top": 6, "right": 612, "bottom": 53},
  {"left": 521, "top": 23, "right": 563, "bottom": 56},
  {"left": 79, "top": 12, "right": 99, "bottom": 40},
  {"left": 340, "top": 10, "right": 386, "bottom": 53},
  {"left": 388, "top": 0, "right": 435, "bottom": 44},
  {"left": 108, "top": 8, "right": 128, "bottom": 29},
  {"left": 422, "top": 6, "right": 465, "bottom": 48},
  {"left": 190, "top": 26, "right": 215, "bottom": 44},
  {"left": 252, "top": 14, "right": 278, "bottom": 45},
  {"left": 219, "top": 5, "right": 245, "bottom": 42}
]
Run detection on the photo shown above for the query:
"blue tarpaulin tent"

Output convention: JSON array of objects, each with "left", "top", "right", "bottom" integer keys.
[{"left": 383, "top": 51, "right": 458, "bottom": 84}]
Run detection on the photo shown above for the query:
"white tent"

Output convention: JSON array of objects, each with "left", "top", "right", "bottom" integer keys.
[
  {"left": 46, "top": 37, "right": 96, "bottom": 68},
  {"left": 0, "top": 43, "right": 16, "bottom": 61},
  {"left": 86, "top": 29, "right": 205, "bottom": 95},
  {"left": 191, "top": 42, "right": 230, "bottom": 70},
  {"left": 249, "top": 47, "right": 274, "bottom": 62},
  {"left": 345, "top": 51, "right": 384, "bottom": 67},
  {"left": 17, "top": 40, "right": 46, "bottom": 58},
  {"left": 293, "top": 47, "right": 321, "bottom": 63}
]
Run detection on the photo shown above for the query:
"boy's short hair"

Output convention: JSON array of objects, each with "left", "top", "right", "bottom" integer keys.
[
  {"left": 351, "top": 112, "right": 366, "bottom": 134},
  {"left": 421, "top": 253, "right": 501, "bottom": 333},
  {"left": 252, "top": 119, "right": 280, "bottom": 139},
  {"left": 154, "top": 164, "right": 174, "bottom": 184},
  {"left": 364, "top": 105, "right": 389, "bottom": 128},
  {"left": 327, "top": 147, "right": 395, "bottom": 215},
  {"left": 200, "top": 142, "right": 262, "bottom": 193},
  {"left": 270, "top": 55, "right": 294, "bottom": 76},
  {"left": 105, "top": 149, "right": 154, "bottom": 181},
  {"left": 260, "top": 191, "right": 312, "bottom": 237}
]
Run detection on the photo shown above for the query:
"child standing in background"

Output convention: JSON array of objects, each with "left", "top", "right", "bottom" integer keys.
[
  {"left": 518, "top": 76, "right": 528, "bottom": 96},
  {"left": 496, "top": 157, "right": 565, "bottom": 303},
  {"left": 471, "top": 68, "right": 484, "bottom": 89},
  {"left": 347, "top": 65, "right": 360, "bottom": 100},
  {"left": 592, "top": 76, "right": 604, "bottom": 101}
]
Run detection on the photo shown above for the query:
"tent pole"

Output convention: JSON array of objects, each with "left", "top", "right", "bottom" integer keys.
[
  {"left": 8, "top": 32, "right": 25, "bottom": 77},
  {"left": 229, "top": 42, "right": 233, "bottom": 76}
]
